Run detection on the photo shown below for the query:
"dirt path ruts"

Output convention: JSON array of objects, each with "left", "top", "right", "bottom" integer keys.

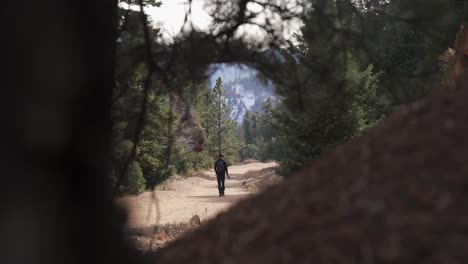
[{"left": 117, "top": 162, "right": 277, "bottom": 228}]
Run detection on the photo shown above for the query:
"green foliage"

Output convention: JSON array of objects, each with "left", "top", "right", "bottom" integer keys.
[
  {"left": 354, "top": 0, "right": 458, "bottom": 104},
  {"left": 128, "top": 161, "right": 145, "bottom": 195},
  {"left": 188, "top": 77, "right": 243, "bottom": 163},
  {"left": 242, "top": 111, "right": 253, "bottom": 145},
  {"left": 240, "top": 144, "right": 259, "bottom": 161},
  {"left": 254, "top": 0, "right": 458, "bottom": 175},
  {"left": 137, "top": 95, "right": 175, "bottom": 185},
  {"left": 240, "top": 98, "right": 277, "bottom": 162},
  {"left": 272, "top": 54, "right": 380, "bottom": 175},
  {"left": 112, "top": 0, "right": 460, "bottom": 187},
  {"left": 268, "top": 12, "right": 382, "bottom": 174},
  {"left": 112, "top": 73, "right": 242, "bottom": 191},
  {"left": 211, "top": 77, "right": 233, "bottom": 155}
]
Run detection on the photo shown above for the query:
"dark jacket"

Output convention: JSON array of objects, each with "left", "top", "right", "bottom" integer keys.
[{"left": 214, "top": 159, "right": 228, "bottom": 175}]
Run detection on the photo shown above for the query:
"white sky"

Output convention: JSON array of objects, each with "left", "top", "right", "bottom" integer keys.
[
  {"left": 146, "top": 0, "right": 211, "bottom": 38},
  {"left": 143, "top": 0, "right": 302, "bottom": 43}
]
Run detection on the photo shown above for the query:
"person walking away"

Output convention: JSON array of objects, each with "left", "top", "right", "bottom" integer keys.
[{"left": 214, "top": 154, "right": 230, "bottom": 196}]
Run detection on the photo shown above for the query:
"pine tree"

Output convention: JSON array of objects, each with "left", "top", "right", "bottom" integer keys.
[
  {"left": 242, "top": 111, "right": 252, "bottom": 144},
  {"left": 249, "top": 112, "right": 259, "bottom": 144},
  {"left": 128, "top": 161, "right": 145, "bottom": 195},
  {"left": 211, "top": 77, "right": 237, "bottom": 157},
  {"left": 214, "top": 77, "right": 224, "bottom": 155},
  {"left": 259, "top": 99, "right": 273, "bottom": 141},
  {"left": 269, "top": 4, "right": 382, "bottom": 175}
]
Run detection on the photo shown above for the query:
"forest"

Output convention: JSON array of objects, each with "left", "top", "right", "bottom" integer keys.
[
  {"left": 112, "top": 0, "right": 460, "bottom": 195},
  {"left": 5, "top": 0, "right": 468, "bottom": 263}
]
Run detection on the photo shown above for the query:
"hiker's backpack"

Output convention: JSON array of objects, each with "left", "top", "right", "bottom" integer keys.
[{"left": 216, "top": 159, "right": 225, "bottom": 173}]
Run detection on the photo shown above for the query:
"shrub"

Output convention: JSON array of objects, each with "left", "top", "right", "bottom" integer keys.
[
  {"left": 240, "top": 144, "right": 259, "bottom": 161},
  {"left": 128, "top": 161, "right": 146, "bottom": 195}
]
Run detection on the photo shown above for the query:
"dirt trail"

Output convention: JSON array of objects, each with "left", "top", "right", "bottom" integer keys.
[{"left": 117, "top": 162, "right": 277, "bottom": 228}]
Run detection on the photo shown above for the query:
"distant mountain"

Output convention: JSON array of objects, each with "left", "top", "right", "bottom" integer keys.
[
  {"left": 209, "top": 64, "right": 278, "bottom": 123},
  {"left": 208, "top": 64, "right": 255, "bottom": 85},
  {"left": 224, "top": 76, "right": 276, "bottom": 123},
  {"left": 208, "top": 50, "right": 286, "bottom": 85}
]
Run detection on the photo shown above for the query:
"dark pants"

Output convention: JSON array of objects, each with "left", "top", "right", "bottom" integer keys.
[{"left": 216, "top": 173, "right": 225, "bottom": 194}]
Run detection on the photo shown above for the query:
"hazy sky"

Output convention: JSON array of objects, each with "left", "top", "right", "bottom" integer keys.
[
  {"left": 147, "top": 0, "right": 211, "bottom": 38},
  {"left": 143, "top": 0, "right": 302, "bottom": 43}
]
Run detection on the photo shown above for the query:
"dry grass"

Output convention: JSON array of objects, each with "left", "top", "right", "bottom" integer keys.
[
  {"left": 126, "top": 222, "right": 196, "bottom": 253},
  {"left": 189, "top": 171, "right": 212, "bottom": 180},
  {"left": 242, "top": 167, "right": 282, "bottom": 193}
]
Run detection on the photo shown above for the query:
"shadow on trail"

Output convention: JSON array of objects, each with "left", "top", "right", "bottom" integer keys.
[
  {"left": 227, "top": 174, "right": 246, "bottom": 180},
  {"left": 196, "top": 173, "right": 244, "bottom": 181},
  {"left": 198, "top": 181, "right": 247, "bottom": 188},
  {"left": 186, "top": 193, "right": 250, "bottom": 203}
]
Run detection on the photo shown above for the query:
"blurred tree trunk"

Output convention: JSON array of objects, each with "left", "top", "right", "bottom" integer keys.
[
  {"left": 464, "top": 0, "right": 468, "bottom": 25},
  {"left": 2, "top": 1, "right": 140, "bottom": 264},
  {"left": 164, "top": 93, "right": 176, "bottom": 176}
]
